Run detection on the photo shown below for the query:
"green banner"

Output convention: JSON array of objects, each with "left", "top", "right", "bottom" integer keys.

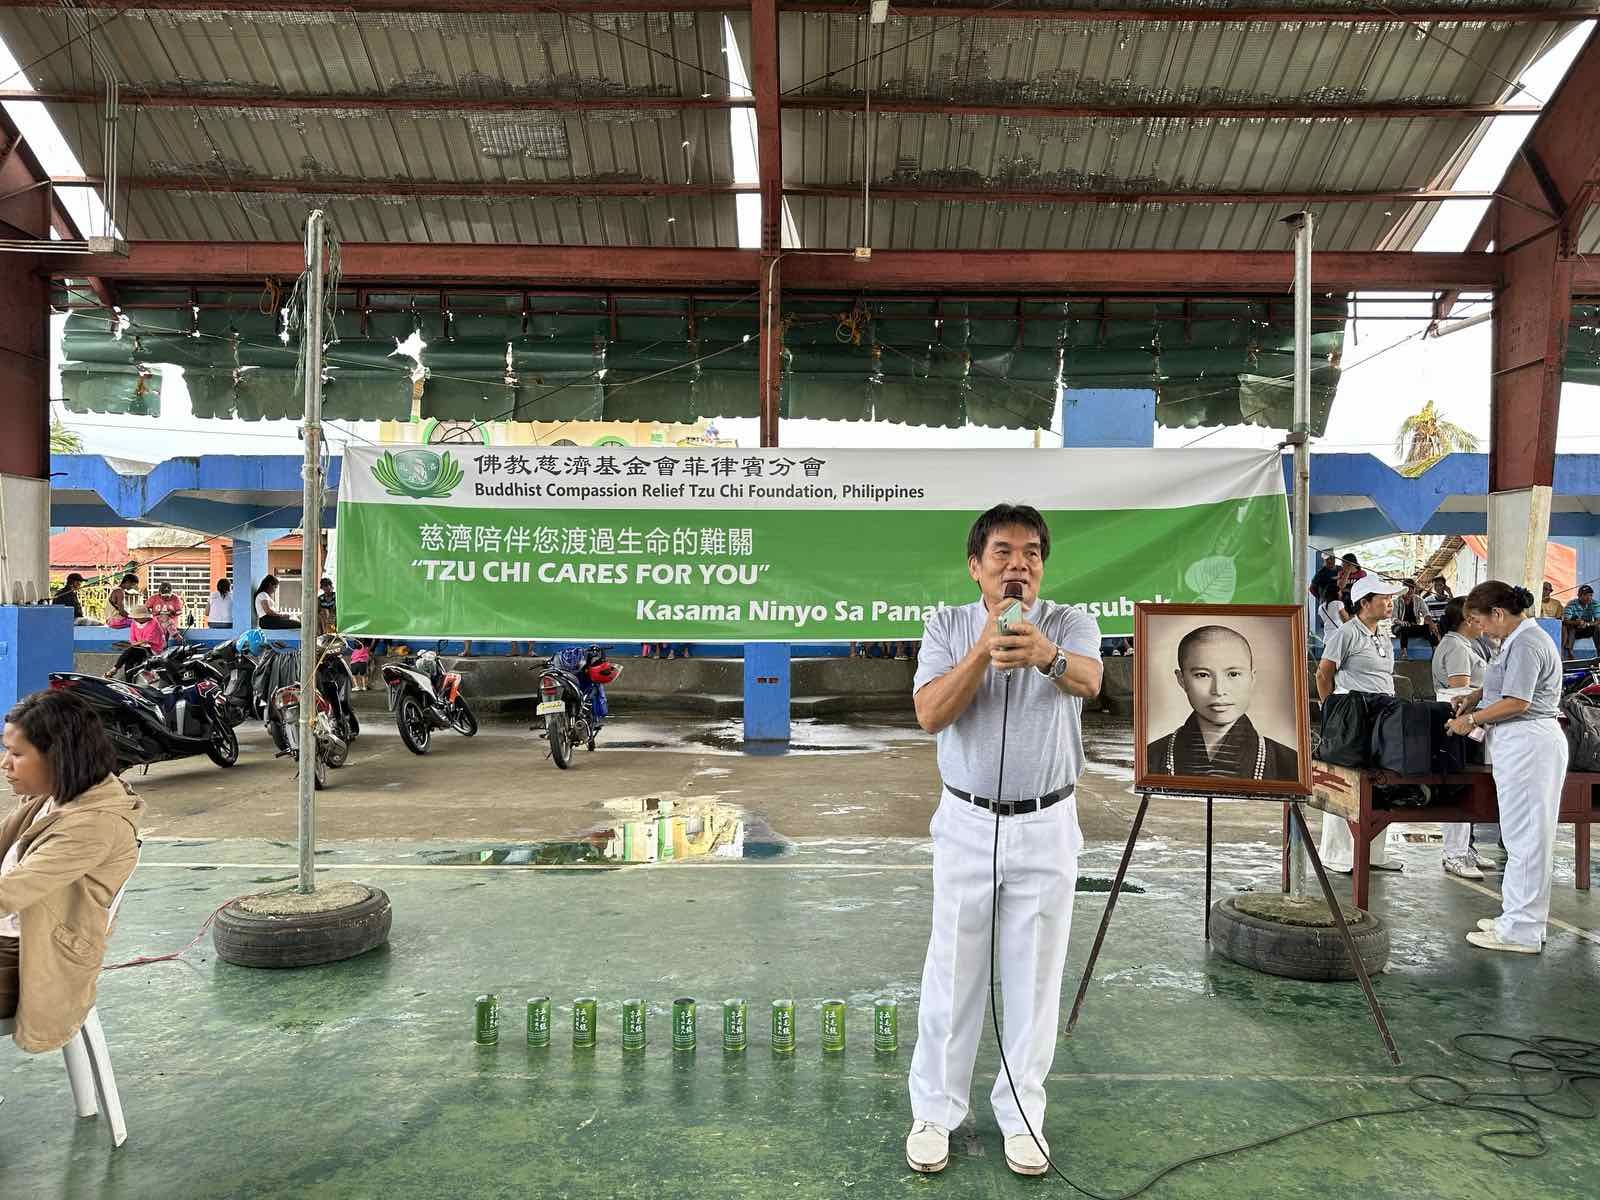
[{"left": 335, "top": 446, "right": 1291, "bottom": 641}]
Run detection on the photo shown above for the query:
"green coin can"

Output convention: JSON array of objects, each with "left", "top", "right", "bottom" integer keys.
[
  {"left": 820, "top": 999, "right": 846, "bottom": 1052},
  {"left": 573, "top": 997, "right": 598, "bottom": 1048},
  {"left": 622, "top": 998, "right": 647, "bottom": 1051},
  {"left": 474, "top": 994, "right": 500, "bottom": 1046},
  {"left": 874, "top": 998, "right": 898, "bottom": 1052},
  {"left": 722, "top": 998, "right": 748, "bottom": 1051},
  {"left": 526, "top": 996, "right": 551, "bottom": 1047},
  {"left": 771, "top": 999, "right": 796, "bottom": 1053},
  {"left": 672, "top": 997, "right": 697, "bottom": 1051}
]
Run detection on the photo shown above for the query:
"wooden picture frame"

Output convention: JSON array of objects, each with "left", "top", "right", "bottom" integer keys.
[{"left": 1133, "top": 603, "right": 1312, "bottom": 798}]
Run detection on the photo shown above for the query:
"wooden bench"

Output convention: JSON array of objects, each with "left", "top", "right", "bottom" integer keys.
[{"left": 1291, "top": 761, "right": 1599, "bottom": 909}]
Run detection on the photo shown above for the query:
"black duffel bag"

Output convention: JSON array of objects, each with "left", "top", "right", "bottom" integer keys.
[
  {"left": 1371, "top": 700, "right": 1464, "bottom": 776},
  {"left": 1562, "top": 696, "right": 1600, "bottom": 771},
  {"left": 1318, "top": 691, "right": 1397, "bottom": 767}
]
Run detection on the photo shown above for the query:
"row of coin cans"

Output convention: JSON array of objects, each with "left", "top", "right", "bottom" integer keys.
[{"left": 474, "top": 995, "right": 899, "bottom": 1052}]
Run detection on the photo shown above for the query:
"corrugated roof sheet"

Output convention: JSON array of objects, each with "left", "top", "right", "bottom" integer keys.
[{"left": 0, "top": 4, "right": 1583, "bottom": 250}]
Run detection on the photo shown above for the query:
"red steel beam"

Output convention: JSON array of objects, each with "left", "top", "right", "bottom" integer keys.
[
  {"left": 3, "top": 0, "right": 1583, "bottom": 17},
  {"left": 54, "top": 175, "right": 756, "bottom": 199},
  {"left": 0, "top": 0, "right": 740, "bottom": 10},
  {"left": 1487, "top": 27, "right": 1600, "bottom": 492},
  {"left": 788, "top": 184, "right": 1497, "bottom": 206},
  {"left": 0, "top": 89, "right": 752, "bottom": 113},
  {"left": 0, "top": 88, "right": 1540, "bottom": 121},
  {"left": 792, "top": 97, "right": 1543, "bottom": 121},
  {"left": 58, "top": 176, "right": 1498, "bottom": 206},
  {"left": 785, "top": 2, "right": 1600, "bottom": 21},
  {"left": 39, "top": 243, "right": 1501, "bottom": 293}
]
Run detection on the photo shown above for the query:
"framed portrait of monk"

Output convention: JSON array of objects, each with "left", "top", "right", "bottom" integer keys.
[{"left": 1133, "top": 603, "right": 1312, "bottom": 798}]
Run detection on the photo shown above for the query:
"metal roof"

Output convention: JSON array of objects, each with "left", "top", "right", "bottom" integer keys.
[{"left": 0, "top": 3, "right": 1586, "bottom": 251}]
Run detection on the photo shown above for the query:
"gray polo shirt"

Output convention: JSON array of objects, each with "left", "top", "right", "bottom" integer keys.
[
  {"left": 1482, "top": 619, "right": 1562, "bottom": 722},
  {"left": 1432, "top": 631, "right": 1487, "bottom": 691},
  {"left": 1320, "top": 618, "right": 1396, "bottom": 695},
  {"left": 914, "top": 598, "right": 1102, "bottom": 799}
]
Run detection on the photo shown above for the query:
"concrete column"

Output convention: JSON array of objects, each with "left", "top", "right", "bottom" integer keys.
[
  {"left": 743, "top": 642, "right": 791, "bottom": 742},
  {"left": 1487, "top": 487, "right": 1553, "bottom": 607},
  {"left": 1061, "top": 388, "right": 1156, "bottom": 449},
  {"left": 233, "top": 527, "right": 293, "bottom": 627},
  {"left": 0, "top": 604, "right": 74, "bottom": 712}
]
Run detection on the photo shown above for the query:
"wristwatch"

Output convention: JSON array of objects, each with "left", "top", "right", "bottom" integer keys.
[{"left": 1042, "top": 643, "right": 1069, "bottom": 680}]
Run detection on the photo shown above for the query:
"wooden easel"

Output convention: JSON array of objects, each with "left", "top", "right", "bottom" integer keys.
[{"left": 1064, "top": 791, "right": 1402, "bottom": 1066}]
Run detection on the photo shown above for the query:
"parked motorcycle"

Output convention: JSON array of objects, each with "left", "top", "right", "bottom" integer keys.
[
  {"left": 262, "top": 635, "right": 358, "bottom": 788},
  {"left": 266, "top": 681, "right": 344, "bottom": 790},
  {"left": 382, "top": 649, "right": 478, "bottom": 755},
  {"left": 105, "top": 640, "right": 205, "bottom": 688},
  {"left": 47, "top": 670, "right": 238, "bottom": 772},
  {"left": 255, "top": 634, "right": 360, "bottom": 750},
  {"left": 536, "top": 645, "right": 620, "bottom": 769}
]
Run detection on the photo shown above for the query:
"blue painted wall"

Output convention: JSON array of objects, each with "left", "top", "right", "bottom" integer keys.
[{"left": 0, "top": 605, "right": 75, "bottom": 713}]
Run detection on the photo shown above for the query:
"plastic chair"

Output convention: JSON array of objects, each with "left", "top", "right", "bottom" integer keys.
[{"left": 0, "top": 859, "right": 136, "bottom": 1148}]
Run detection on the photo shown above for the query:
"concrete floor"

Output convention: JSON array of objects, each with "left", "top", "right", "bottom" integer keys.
[{"left": 3, "top": 713, "right": 1598, "bottom": 1199}]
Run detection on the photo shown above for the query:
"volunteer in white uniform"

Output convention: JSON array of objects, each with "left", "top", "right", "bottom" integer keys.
[
  {"left": 1431, "top": 597, "right": 1497, "bottom": 880},
  {"left": 1315, "top": 575, "right": 1407, "bottom": 872},
  {"left": 905, "top": 504, "right": 1103, "bottom": 1178},
  {"left": 1446, "top": 581, "right": 1567, "bottom": 954}
]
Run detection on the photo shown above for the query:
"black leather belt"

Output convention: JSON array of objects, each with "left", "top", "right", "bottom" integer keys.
[{"left": 945, "top": 784, "right": 1073, "bottom": 817}]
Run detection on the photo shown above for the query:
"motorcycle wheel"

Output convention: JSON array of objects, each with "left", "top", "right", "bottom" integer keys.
[
  {"left": 325, "top": 733, "right": 350, "bottom": 769},
  {"left": 345, "top": 709, "right": 361, "bottom": 740},
  {"left": 206, "top": 721, "right": 239, "bottom": 768},
  {"left": 398, "top": 695, "right": 431, "bottom": 755},
  {"left": 449, "top": 699, "right": 479, "bottom": 738},
  {"left": 313, "top": 750, "right": 329, "bottom": 790},
  {"left": 547, "top": 713, "right": 572, "bottom": 769}
]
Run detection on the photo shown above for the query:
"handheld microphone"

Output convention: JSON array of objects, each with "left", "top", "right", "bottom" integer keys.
[{"left": 997, "top": 580, "right": 1025, "bottom": 634}]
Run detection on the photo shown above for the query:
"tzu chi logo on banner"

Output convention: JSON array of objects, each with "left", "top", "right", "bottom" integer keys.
[
  {"left": 336, "top": 445, "right": 1294, "bottom": 642},
  {"left": 371, "top": 449, "right": 465, "bottom": 500}
]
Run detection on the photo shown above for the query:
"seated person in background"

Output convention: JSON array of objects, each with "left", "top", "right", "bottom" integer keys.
[
  {"left": 1392, "top": 579, "right": 1438, "bottom": 658},
  {"left": 1540, "top": 582, "right": 1564, "bottom": 620},
  {"left": 1424, "top": 577, "right": 1453, "bottom": 625},
  {"left": 1561, "top": 585, "right": 1600, "bottom": 658},
  {"left": 1145, "top": 625, "right": 1299, "bottom": 783},
  {"left": 105, "top": 573, "right": 139, "bottom": 630},
  {"left": 52, "top": 573, "right": 85, "bottom": 621},
  {"left": 149, "top": 581, "right": 184, "bottom": 641},
  {"left": 253, "top": 575, "right": 300, "bottom": 631},
  {"left": 1, "top": 690, "right": 144, "bottom": 1056},
  {"left": 127, "top": 604, "right": 166, "bottom": 655}
]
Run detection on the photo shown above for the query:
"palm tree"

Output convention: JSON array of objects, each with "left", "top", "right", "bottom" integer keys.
[
  {"left": 1395, "top": 399, "right": 1480, "bottom": 478},
  {"left": 49, "top": 416, "right": 84, "bottom": 454},
  {"left": 1395, "top": 401, "right": 1481, "bottom": 584}
]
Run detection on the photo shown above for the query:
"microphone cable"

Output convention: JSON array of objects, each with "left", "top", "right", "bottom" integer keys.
[{"left": 984, "top": 657, "right": 1599, "bottom": 1199}]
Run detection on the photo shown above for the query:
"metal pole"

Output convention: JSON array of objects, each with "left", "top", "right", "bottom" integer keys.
[
  {"left": 296, "top": 210, "right": 327, "bottom": 896},
  {"left": 1286, "top": 209, "right": 1313, "bottom": 896}
]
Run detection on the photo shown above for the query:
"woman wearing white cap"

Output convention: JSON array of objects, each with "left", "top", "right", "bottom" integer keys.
[
  {"left": 1445, "top": 581, "right": 1567, "bottom": 953},
  {"left": 1315, "top": 573, "right": 1408, "bottom": 873}
]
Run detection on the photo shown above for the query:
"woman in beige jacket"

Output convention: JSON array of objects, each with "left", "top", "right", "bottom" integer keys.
[{"left": 0, "top": 689, "right": 142, "bottom": 1053}]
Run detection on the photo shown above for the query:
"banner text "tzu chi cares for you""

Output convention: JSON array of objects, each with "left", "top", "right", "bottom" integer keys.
[{"left": 334, "top": 446, "right": 1291, "bottom": 641}]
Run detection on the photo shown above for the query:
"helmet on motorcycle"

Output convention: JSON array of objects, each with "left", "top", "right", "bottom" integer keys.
[
  {"left": 415, "top": 650, "right": 438, "bottom": 671},
  {"left": 235, "top": 629, "right": 265, "bottom": 656},
  {"left": 586, "top": 662, "right": 619, "bottom": 685}
]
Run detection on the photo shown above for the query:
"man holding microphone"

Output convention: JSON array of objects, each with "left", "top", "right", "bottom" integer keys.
[{"left": 905, "top": 504, "right": 1104, "bottom": 1177}]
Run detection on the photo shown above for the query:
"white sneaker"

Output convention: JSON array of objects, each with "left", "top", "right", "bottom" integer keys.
[
  {"left": 905, "top": 1121, "right": 949, "bottom": 1173},
  {"left": 1443, "top": 855, "right": 1484, "bottom": 880},
  {"left": 1477, "top": 917, "right": 1544, "bottom": 944},
  {"left": 1466, "top": 929, "right": 1541, "bottom": 955},
  {"left": 1004, "top": 1133, "right": 1050, "bottom": 1177},
  {"left": 1369, "top": 859, "right": 1405, "bottom": 872},
  {"left": 1472, "top": 851, "right": 1499, "bottom": 870}
]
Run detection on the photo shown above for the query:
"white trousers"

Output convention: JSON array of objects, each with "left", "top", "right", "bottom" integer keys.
[
  {"left": 908, "top": 790, "right": 1081, "bottom": 1135},
  {"left": 1441, "top": 822, "right": 1473, "bottom": 860},
  {"left": 1317, "top": 812, "right": 1404, "bottom": 871},
  {"left": 1488, "top": 720, "right": 1568, "bottom": 947}
]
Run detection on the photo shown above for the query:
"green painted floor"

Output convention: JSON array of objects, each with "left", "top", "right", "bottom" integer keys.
[{"left": 2, "top": 831, "right": 1597, "bottom": 1199}]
